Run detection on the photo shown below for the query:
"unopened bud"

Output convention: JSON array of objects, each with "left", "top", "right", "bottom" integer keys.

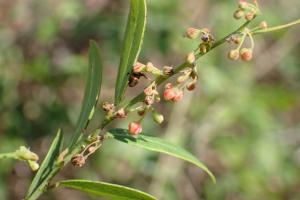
[
  {"left": 102, "top": 102, "right": 115, "bottom": 112},
  {"left": 152, "top": 111, "right": 164, "bottom": 124},
  {"left": 71, "top": 154, "right": 86, "bottom": 167},
  {"left": 144, "top": 86, "right": 154, "bottom": 96},
  {"left": 128, "top": 122, "right": 142, "bottom": 136},
  {"left": 238, "top": 0, "right": 248, "bottom": 10},
  {"left": 186, "top": 52, "right": 195, "bottom": 64},
  {"left": 172, "top": 89, "right": 184, "bottom": 102},
  {"left": 260, "top": 21, "right": 268, "bottom": 29},
  {"left": 165, "top": 83, "right": 173, "bottom": 89},
  {"left": 88, "top": 146, "right": 97, "bottom": 154},
  {"left": 245, "top": 12, "right": 255, "bottom": 21},
  {"left": 185, "top": 28, "right": 201, "bottom": 39},
  {"left": 18, "top": 146, "right": 39, "bottom": 161},
  {"left": 233, "top": 10, "right": 244, "bottom": 20},
  {"left": 28, "top": 160, "right": 39, "bottom": 171},
  {"left": 177, "top": 75, "right": 188, "bottom": 84},
  {"left": 145, "top": 62, "right": 155, "bottom": 73},
  {"left": 163, "top": 66, "right": 174, "bottom": 76},
  {"left": 116, "top": 108, "right": 127, "bottom": 118},
  {"left": 186, "top": 81, "right": 196, "bottom": 91},
  {"left": 163, "top": 88, "right": 176, "bottom": 101},
  {"left": 228, "top": 49, "right": 240, "bottom": 60},
  {"left": 240, "top": 48, "right": 253, "bottom": 61},
  {"left": 133, "top": 62, "right": 145, "bottom": 73},
  {"left": 144, "top": 95, "right": 155, "bottom": 105}
]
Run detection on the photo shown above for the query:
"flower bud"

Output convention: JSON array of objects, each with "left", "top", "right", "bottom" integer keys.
[
  {"left": 71, "top": 154, "right": 86, "bottom": 167},
  {"left": 152, "top": 111, "right": 164, "bottom": 124},
  {"left": 260, "top": 21, "right": 268, "bottom": 29},
  {"left": 87, "top": 146, "right": 97, "bottom": 154},
  {"left": 116, "top": 108, "right": 127, "bottom": 118},
  {"left": 228, "top": 49, "right": 240, "bottom": 60},
  {"left": 165, "top": 83, "right": 173, "bottom": 89},
  {"left": 185, "top": 28, "right": 201, "bottom": 39},
  {"left": 144, "top": 95, "right": 155, "bottom": 105},
  {"left": 240, "top": 48, "right": 253, "bottom": 61},
  {"left": 163, "top": 66, "right": 174, "bottom": 76},
  {"left": 186, "top": 52, "right": 195, "bottom": 64},
  {"left": 233, "top": 9, "right": 244, "bottom": 20},
  {"left": 128, "top": 122, "right": 142, "bottom": 136},
  {"left": 163, "top": 88, "right": 176, "bottom": 101},
  {"left": 177, "top": 75, "right": 188, "bottom": 84},
  {"left": 245, "top": 12, "right": 255, "bottom": 21},
  {"left": 172, "top": 89, "right": 184, "bottom": 102},
  {"left": 145, "top": 62, "right": 155, "bottom": 73},
  {"left": 18, "top": 146, "right": 39, "bottom": 161},
  {"left": 102, "top": 102, "right": 115, "bottom": 112},
  {"left": 133, "top": 62, "right": 145, "bottom": 73},
  {"left": 28, "top": 160, "right": 39, "bottom": 171},
  {"left": 186, "top": 81, "right": 196, "bottom": 91},
  {"left": 238, "top": 0, "right": 248, "bottom": 10},
  {"left": 144, "top": 86, "right": 153, "bottom": 96},
  {"left": 137, "top": 108, "right": 146, "bottom": 116}
]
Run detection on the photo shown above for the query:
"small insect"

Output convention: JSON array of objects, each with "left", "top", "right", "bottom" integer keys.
[{"left": 128, "top": 72, "right": 147, "bottom": 87}]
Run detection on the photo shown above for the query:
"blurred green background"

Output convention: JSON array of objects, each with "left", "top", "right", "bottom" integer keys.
[{"left": 0, "top": 0, "right": 300, "bottom": 199}]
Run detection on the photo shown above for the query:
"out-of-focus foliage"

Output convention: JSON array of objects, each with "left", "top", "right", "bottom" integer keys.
[{"left": 0, "top": 0, "right": 299, "bottom": 199}]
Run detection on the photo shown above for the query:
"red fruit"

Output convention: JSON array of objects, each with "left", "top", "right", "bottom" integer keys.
[
  {"left": 163, "top": 88, "right": 176, "bottom": 101},
  {"left": 128, "top": 122, "right": 142, "bottom": 136}
]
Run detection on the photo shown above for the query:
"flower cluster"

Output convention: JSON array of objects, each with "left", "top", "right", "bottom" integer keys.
[{"left": 233, "top": 0, "right": 260, "bottom": 21}]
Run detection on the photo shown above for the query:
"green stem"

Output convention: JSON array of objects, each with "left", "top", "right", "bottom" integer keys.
[
  {"left": 0, "top": 152, "right": 17, "bottom": 160},
  {"left": 252, "top": 18, "right": 300, "bottom": 35}
]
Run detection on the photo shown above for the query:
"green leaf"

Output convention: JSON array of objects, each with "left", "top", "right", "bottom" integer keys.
[
  {"left": 107, "top": 129, "right": 216, "bottom": 183},
  {"left": 59, "top": 179, "right": 157, "bottom": 200},
  {"left": 69, "top": 40, "right": 103, "bottom": 147},
  {"left": 114, "top": 0, "right": 147, "bottom": 105},
  {"left": 26, "top": 129, "right": 63, "bottom": 200}
]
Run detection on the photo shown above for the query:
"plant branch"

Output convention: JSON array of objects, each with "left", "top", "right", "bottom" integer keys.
[
  {"left": 252, "top": 18, "right": 300, "bottom": 35},
  {"left": 100, "top": 21, "right": 251, "bottom": 128}
]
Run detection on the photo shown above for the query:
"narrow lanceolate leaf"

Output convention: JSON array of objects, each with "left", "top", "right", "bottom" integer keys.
[
  {"left": 107, "top": 129, "right": 216, "bottom": 183},
  {"left": 59, "top": 180, "right": 157, "bottom": 200},
  {"left": 114, "top": 0, "right": 147, "bottom": 105},
  {"left": 69, "top": 40, "right": 103, "bottom": 147},
  {"left": 26, "top": 129, "right": 63, "bottom": 200}
]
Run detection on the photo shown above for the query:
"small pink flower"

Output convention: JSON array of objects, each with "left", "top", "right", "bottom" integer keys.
[
  {"left": 163, "top": 88, "right": 176, "bottom": 101},
  {"left": 128, "top": 122, "right": 142, "bottom": 136},
  {"left": 133, "top": 62, "right": 145, "bottom": 73},
  {"left": 172, "top": 89, "right": 184, "bottom": 102}
]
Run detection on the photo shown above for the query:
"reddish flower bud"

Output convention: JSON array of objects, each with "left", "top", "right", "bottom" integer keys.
[
  {"left": 245, "top": 12, "right": 255, "bottom": 21},
  {"left": 238, "top": 0, "right": 248, "bottom": 10},
  {"left": 228, "top": 49, "right": 240, "bottom": 60},
  {"left": 71, "top": 154, "right": 86, "bottom": 167},
  {"left": 116, "top": 108, "right": 127, "bottom": 118},
  {"left": 240, "top": 48, "right": 253, "bottom": 61},
  {"left": 102, "top": 102, "right": 115, "bottom": 112},
  {"left": 186, "top": 81, "right": 196, "bottom": 91},
  {"left": 233, "top": 9, "right": 244, "bottom": 19},
  {"left": 133, "top": 62, "right": 145, "bottom": 73},
  {"left": 172, "top": 89, "right": 184, "bottom": 102},
  {"left": 163, "top": 88, "right": 176, "bottom": 101},
  {"left": 165, "top": 83, "right": 173, "bottom": 89},
  {"left": 186, "top": 52, "right": 196, "bottom": 64},
  {"left": 128, "top": 122, "right": 142, "bottom": 136},
  {"left": 144, "top": 95, "right": 155, "bottom": 105},
  {"left": 185, "top": 28, "right": 201, "bottom": 39},
  {"left": 260, "top": 21, "right": 268, "bottom": 29}
]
